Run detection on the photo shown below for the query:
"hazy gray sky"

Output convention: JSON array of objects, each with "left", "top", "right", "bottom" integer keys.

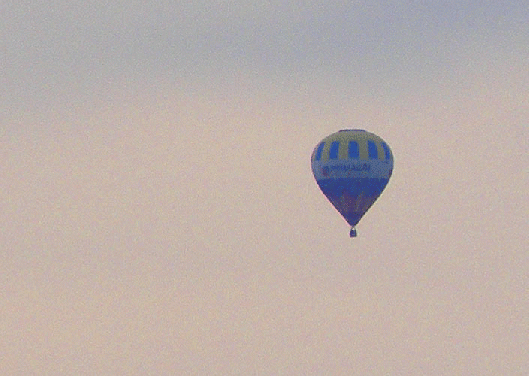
[{"left": 1, "top": 1, "right": 528, "bottom": 374}]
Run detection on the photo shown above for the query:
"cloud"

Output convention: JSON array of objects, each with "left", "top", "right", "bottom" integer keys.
[{"left": 2, "top": 0, "right": 527, "bottom": 115}]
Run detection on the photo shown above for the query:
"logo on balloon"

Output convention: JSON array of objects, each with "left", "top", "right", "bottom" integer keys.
[{"left": 321, "top": 164, "right": 371, "bottom": 177}]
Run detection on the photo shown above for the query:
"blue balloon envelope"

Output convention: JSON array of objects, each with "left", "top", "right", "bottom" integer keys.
[{"left": 311, "top": 130, "right": 393, "bottom": 237}]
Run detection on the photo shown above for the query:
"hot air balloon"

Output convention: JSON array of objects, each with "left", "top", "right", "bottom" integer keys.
[{"left": 311, "top": 129, "right": 393, "bottom": 237}]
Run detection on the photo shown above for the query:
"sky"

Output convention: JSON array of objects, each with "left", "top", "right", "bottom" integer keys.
[{"left": 1, "top": 1, "right": 528, "bottom": 374}]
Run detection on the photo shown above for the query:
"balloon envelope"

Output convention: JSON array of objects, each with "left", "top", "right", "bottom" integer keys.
[{"left": 311, "top": 129, "right": 393, "bottom": 231}]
